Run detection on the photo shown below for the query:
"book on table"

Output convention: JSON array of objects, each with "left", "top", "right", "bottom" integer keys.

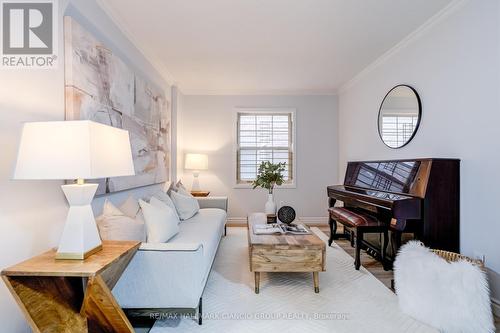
[{"left": 253, "top": 223, "right": 311, "bottom": 235}]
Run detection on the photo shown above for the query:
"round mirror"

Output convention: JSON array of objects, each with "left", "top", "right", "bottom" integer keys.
[{"left": 378, "top": 85, "right": 421, "bottom": 149}]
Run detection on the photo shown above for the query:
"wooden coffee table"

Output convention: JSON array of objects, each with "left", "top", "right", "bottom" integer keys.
[{"left": 247, "top": 213, "right": 326, "bottom": 293}]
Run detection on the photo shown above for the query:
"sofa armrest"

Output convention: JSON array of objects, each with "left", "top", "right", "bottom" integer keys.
[
  {"left": 197, "top": 196, "right": 228, "bottom": 211},
  {"left": 139, "top": 242, "right": 202, "bottom": 252}
]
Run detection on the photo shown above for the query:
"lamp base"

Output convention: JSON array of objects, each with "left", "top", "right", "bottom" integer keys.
[
  {"left": 55, "top": 244, "right": 102, "bottom": 260},
  {"left": 56, "top": 183, "right": 102, "bottom": 260},
  {"left": 190, "top": 191, "right": 210, "bottom": 197}
]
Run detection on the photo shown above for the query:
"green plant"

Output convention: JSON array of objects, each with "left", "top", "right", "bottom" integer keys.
[{"left": 252, "top": 161, "right": 286, "bottom": 194}]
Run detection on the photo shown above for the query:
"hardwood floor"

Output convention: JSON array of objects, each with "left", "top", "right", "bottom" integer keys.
[{"left": 318, "top": 226, "right": 393, "bottom": 288}]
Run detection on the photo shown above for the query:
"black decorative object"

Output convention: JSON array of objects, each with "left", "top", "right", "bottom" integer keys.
[
  {"left": 266, "top": 214, "right": 277, "bottom": 224},
  {"left": 278, "top": 206, "right": 296, "bottom": 225}
]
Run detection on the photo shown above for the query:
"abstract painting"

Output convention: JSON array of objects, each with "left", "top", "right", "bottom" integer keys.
[{"left": 64, "top": 16, "right": 170, "bottom": 195}]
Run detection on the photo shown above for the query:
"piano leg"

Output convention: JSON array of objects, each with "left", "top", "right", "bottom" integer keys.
[
  {"left": 328, "top": 217, "right": 337, "bottom": 246},
  {"left": 382, "top": 229, "right": 389, "bottom": 271},
  {"left": 391, "top": 230, "right": 403, "bottom": 257},
  {"left": 354, "top": 230, "right": 363, "bottom": 270},
  {"left": 350, "top": 230, "right": 355, "bottom": 247}
]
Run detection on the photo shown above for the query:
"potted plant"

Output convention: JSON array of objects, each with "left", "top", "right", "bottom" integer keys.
[{"left": 252, "top": 161, "right": 286, "bottom": 214}]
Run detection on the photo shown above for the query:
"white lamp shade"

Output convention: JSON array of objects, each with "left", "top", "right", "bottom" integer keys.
[
  {"left": 184, "top": 153, "right": 208, "bottom": 170},
  {"left": 13, "top": 120, "right": 135, "bottom": 180}
]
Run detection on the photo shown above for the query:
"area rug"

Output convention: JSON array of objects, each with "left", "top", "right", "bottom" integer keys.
[{"left": 151, "top": 227, "right": 437, "bottom": 333}]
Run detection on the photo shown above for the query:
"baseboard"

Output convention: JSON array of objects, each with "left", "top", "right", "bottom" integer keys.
[
  {"left": 492, "top": 297, "right": 500, "bottom": 318},
  {"left": 226, "top": 216, "right": 328, "bottom": 227}
]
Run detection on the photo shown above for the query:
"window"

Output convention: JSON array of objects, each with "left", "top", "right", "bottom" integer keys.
[
  {"left": 381, "top": 115, "right": 419, "bottom": 148},
  {"left": 236, "top": 110, "right": 294, "bottom": 185}
]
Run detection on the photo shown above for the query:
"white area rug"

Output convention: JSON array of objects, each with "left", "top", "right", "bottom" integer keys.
[{"left": 151, "top": 228, "right": 437, "bottom": 333}]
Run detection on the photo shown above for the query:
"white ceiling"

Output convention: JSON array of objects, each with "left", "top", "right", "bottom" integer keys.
[{"left": 98, "top": 0, "right": 453, "bottom": 95}]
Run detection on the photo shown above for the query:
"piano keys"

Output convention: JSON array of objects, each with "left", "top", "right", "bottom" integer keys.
[{"left": 327, "top": 158, "right": 460, "bottom": 258}]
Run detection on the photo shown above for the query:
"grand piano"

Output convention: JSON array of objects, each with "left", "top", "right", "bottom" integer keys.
[{"left": 327, "top": 158, "right": 460, "bottom": 261}]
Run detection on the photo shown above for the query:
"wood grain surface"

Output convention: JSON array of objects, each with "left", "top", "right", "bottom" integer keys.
[{"left": 1, "top": 241, "right": 140, "bottom": 333}]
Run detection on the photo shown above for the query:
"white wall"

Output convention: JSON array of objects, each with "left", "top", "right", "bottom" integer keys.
[
  {"left": 338, "top": 0, "right": 500, "bottom": 304},
  {"left": 0, "top": 1, "right": 171, "bottom": 331},
  {"left": 179, "top": 95, "right": 338, "bottom": 223}
]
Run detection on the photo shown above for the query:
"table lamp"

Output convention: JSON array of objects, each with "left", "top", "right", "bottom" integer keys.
[
  {"left": 13, "top": 120, "right": 135, "bottom": 259},
  {"left": 184, "top": 153, "right": 208, "bottom": 192}
]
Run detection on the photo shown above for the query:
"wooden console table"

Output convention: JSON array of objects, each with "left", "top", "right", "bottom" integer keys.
[{"left": 1, "top": 240, "right": 140, "bottom": 333}]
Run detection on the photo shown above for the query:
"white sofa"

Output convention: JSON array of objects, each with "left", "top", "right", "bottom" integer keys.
[{"left": 113, "top": 196, "right": 227, "bottom": 324}]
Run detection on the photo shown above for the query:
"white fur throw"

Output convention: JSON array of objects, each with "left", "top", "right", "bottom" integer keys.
[{"left": 394, "top": 241, "right": 494, "bottom": 333}]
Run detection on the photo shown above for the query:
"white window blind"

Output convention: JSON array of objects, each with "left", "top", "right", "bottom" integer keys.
[
  {"left": 236, "top": 112, "right": 294, "bottom": 184},
  {"left": 381, "top": 115, "right": 418, "bottom": 148}
]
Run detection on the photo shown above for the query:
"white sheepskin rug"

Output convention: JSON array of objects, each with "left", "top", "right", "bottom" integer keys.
[{"left": 394, "top": 241, "right": 494, "bottom": 333}]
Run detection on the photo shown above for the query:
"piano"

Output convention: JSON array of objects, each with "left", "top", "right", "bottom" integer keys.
[{"left": 327, "top": 158, "right": 460, "bottom": 258}]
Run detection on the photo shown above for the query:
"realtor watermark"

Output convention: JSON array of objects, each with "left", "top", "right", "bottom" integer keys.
[
  {"left": 1, "top": 0, "right": 58, "bottom": 68},
  {"left": 150, "top": 311, "right": 350, "bottom": 321}
]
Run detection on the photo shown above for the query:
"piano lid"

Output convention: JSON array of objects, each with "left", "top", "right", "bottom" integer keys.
[{"left": 344, "top": 160, "right": 430, "bottom": 198}]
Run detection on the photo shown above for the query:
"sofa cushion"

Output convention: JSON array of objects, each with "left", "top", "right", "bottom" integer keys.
[
  {"left": 102, "top": 199, "right": 125, "bottom": 217},
  {"left": 168, "top": 208, "right": 226, "bottom": 270},
  {"left": 96, "top": 215, "right": 146, "bottom": 242},
  {"left": 139, "top": 199, "right": 179, "bottom": 243},
  {"left": 152, "top": 191, "right": 179, "bottom": 220},
  {"left": 170, "top": 191, "right": 200, "bottom": 220},
  {"left": 119, "top": 195, "right": 141, "bottom": 218}
]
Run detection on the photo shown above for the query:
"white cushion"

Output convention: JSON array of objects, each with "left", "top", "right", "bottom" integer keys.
[
  {"left": 177, "top": 186, "right": 193, "bottom": 197},
  {"left": 394, "top": 241, "right": 494, "bottom": 333},
  {"left": 150, "top": 197, "right": 180, "bottom": 225},
  {"left": 176, "top": 179, "right": 186, "bottom": 190},
  {"left": 102, "top": 199, "right": 125, "bottom": 217},
  {"left": 139, "top": 199, "right": 179, "bottom": 243},
  {"left": 152, "top": 191, "right": 178, "bottom": 214},
  {"left": 119, "top": 195, "right": 141, "bottom": 218},
  {"left": 170, "top": 191, "right": 200, "bottom": 220},
  {"left": 96, "top": 215, "right": 146, "bottom": 242}
]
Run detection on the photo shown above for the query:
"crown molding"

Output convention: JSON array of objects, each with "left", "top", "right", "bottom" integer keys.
[
  {"left": 95, "top": 0, "right": 177, "bottom": 87},
  {"left": 338, "top": 0, "right": 469, "bottom": 94},
  {"left": 181, "top": 88, "right": 338, "bottom": 96}
]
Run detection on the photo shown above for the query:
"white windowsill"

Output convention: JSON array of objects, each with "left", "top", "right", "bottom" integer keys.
[{"left": 233, "top": 182, "right": 297, "bottom": 189}]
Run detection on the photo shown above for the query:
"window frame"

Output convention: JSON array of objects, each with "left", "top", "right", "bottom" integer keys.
[{"left": 233, "top": 108, "right": 296, "bottom": 189}]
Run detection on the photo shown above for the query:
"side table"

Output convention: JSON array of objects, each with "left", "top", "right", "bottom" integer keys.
[{"left": 2, "top": 240, "right": 140, "bottom": 333}]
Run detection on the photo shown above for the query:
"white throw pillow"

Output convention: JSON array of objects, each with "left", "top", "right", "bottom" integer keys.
[
  {"left": 96, "top": 215, "right": 146, "bottom": 242},
  {"left": 102, "top": 199, "right": 125, "bottom": 217},
  {"left": 170, "top": 190, "right": 199, "bottom": 220},
  {"left": 150, "top": 197, "right": 180, "bottom": 225},
  {"left": 394, "top": 241, "right": 494, "bottom": 332},
  {"left": 139, "top": 199, "right": 179, "bottom": 243},
  {"left": 152, "top": 191, "right": 178, "bottom": 213},
  {"left": 119, "top": 195, "right": 141, "bottom": 218},
  {"left": 177, "top": 186, "right": 193, "bottom": 197}
]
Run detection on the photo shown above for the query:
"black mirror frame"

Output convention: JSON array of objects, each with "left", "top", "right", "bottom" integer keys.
[{"left": 378, "top": 84, "right": 422, "bottom": 149}]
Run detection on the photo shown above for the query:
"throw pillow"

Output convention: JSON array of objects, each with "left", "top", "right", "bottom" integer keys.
[
  {"left": 139, "top": 199, "right": 179, "bottom": 243},
  {"left": 96, "top": 215, "right": 146, "bottom": 242},
  {"left": 170, "top": 190, "right": 200, "bottom": 220},
  {"left": 163, "top": 181, "right": 174, "bottom": 194},
  {"left": 119, "top": 195, "right": 141, "bottom": 218},
  {"left": 176, "top": 180, "right": 188, "bottom": 192},
  {"left": 102, "top": 199, "right": 125, "bottom": 217},
  {"left": 152, "top": 191, "right": 178, "bottom": 213},
  {"left": 150, "top": 197, "right": 181, "bottom": 225},
  {"left": 394, "top": 241, "right": 494, "bottom": 332},
  {"left": 177, "top": 186, "right": 193, "bottom": 197}
]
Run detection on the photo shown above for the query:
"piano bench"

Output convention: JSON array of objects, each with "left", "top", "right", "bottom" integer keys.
[{"left": 328, "top": 207, "right": 389, "bottom": 270}]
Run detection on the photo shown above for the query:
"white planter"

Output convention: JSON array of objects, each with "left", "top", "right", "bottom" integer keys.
[{"left": 264, "top": 194, "right": 277, "bottom": 215}]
